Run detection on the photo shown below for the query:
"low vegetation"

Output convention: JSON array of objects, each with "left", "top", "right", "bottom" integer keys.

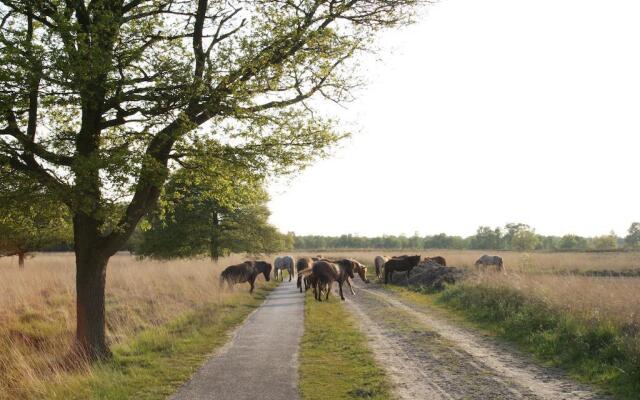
[
  {"left": 0, "top": 253, "right": 274, "bottom": 399},
  {"left": 299, "top": 291, "right": 392, "bottom": 400},
  {"left": 403, "top": 274, "right": 640, "bottom": 399},
  {"left": 313, "top": 250, "right": 640, "bottom": 397}
]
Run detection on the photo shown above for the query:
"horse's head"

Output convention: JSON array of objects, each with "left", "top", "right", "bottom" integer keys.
[
  {"left": 353, "top": 260, "right": 370, "bottom": 283},
  {"left": 259, "top": 262, "right": 272, "bottom": 281}
]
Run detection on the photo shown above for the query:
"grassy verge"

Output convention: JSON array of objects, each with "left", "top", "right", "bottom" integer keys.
[
  {"left": 299, "top": 293, "right": 393, "bottom": 400},
  {"left": 40, "top": 283, "right": 276, "bottom": 400},
  {"left": 389, "top": 283, "right": 640, "bottom": 399}
]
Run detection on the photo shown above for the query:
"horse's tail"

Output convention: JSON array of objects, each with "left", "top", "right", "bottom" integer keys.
[{"left": 219, "top": 271, "right": 228, "bottom": 289}]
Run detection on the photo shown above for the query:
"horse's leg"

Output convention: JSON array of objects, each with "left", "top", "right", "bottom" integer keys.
[
  {"left": 326, "top": 283, "right": 331, "bottom": 301},
  {"left": 338, "top": 281, "right": 345, "bottom": 300},
  {"left": 249, "top": 278, "right": 255, "bottom": 294},
  {"left": 346, "top": 278, "right": 355, "bottom": 295},
  {"left": 384, "top": 268, "right": 389, "bottom": 284},
  {"left": 288, "top": 267, "right": 292, "bottom": 281}
]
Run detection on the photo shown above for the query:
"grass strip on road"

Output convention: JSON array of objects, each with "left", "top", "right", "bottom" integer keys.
[
  {"left": 299, "top": 292, "right": 393, "bottom": 400},
  {"left": 386, "top": 284, "right": 639, "bottom": 400},
  {"left": 41, "top": 283, "right": 276, "bottom": 400}
]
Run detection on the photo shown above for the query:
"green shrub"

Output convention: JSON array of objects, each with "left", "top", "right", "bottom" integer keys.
[{"left": 420, "top": 284, "right": 640, "bottom": 399}]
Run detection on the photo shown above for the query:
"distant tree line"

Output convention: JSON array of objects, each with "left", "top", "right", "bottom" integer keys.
[{"left": 292, "top": 222, "right": 640, "bottom": 251}]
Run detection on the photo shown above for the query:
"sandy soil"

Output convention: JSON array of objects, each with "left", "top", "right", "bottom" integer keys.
[{"left": 344, "top": 282, "right": 610, "bottom": 400}]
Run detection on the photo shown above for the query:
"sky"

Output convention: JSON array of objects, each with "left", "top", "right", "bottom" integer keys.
[{"left": 268, "top": 0, "right": 640, "bottom": 238}]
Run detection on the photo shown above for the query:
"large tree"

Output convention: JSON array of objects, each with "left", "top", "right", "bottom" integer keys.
[{"left": 0, "top": 0, "right": 422, "bottom": 359}]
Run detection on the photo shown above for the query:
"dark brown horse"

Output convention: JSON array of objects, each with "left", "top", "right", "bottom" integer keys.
[
  {"left": 311, "top": 259, "right": 356, "bottom": 301},
  {"left": 384, "top": 255, "right": 421, "bottom": 284},
  {"left": 424, "top": 256, "right": 447, "bottom": 266},
  {"left": 296, "top": 257, "right": 313, "bottom": 274},
  {"left": 220, "top": 261, "right": 272, "bottom": 294}
]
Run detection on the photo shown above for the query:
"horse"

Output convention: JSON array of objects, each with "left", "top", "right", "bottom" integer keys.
[
  {"left": 384, "top": 255, "right": 421, "bottom": 284},
  {"left": 274, "top": 255, "right": 295, "bottom": 281},
  {"left": 220, "top": 261, "right": 272, "bottom": 294},
  {"left": 424, "top": 256, "right": 447, "bottom": 266},
  {"left": 344, "top": 259, "right": 370, "bottom": 295},
  {"left": 297, "top": 268, "right": 315, "bottom": 293},
  {"left": 475, "top": 255, "right": 505, "bottom": 272},
  {"left": 311, "top": 259, "right": 357, "bottom": 301},
  {"left": 374, "top": 255, "right": 389, "bottom": 279},
  {"left": 296, "top": 257, "right": 313, "bottom": 274}
]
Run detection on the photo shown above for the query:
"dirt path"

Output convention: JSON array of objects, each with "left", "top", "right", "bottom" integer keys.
[
  {"left": 345, "top": 282, "right": 610, "bottom": 400},
  {"left": 170, "top": 280, "right": 304, "bottom": 400}
]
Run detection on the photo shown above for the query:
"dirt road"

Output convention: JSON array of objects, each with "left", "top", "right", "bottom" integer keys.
[
  {"left": 345, "top": 282, "right": 610, "bottom": 400},
  {"left": 170, "top": 280, "right": 304, "bottom": 400}
]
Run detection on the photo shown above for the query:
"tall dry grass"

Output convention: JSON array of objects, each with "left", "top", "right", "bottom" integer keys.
[
  {"left": 0, "top": 252, "right": 262, "bottom": 399},
  {"left": 296, "top": 249, "right": 640, "bottom": 273},
  {"left": 467, "top": 272, "right": 640, "bottom": 330},
  {"left": 310, "top": 250, "right": 640, "bottom": 330}
]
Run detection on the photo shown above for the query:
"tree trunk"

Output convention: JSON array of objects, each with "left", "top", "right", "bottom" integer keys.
[
  {"left": 18, "top": 251, "right": 25, "bottom": 268},
  {"left": 74, "top": 215, "right": 112, "bottom": 361},
  {"left": 209, "top": 211, "right": 221, "bottom": 261}
]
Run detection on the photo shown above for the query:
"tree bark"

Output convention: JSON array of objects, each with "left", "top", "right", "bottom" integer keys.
[
  {"left": 74, "top": 214, "right": 112, "bottom": 361},
  {"left": 210, "top": 211, "right": 221, "bottom": 261},
  {"left": 18, "top": 251, "right": 25, "bottom": 268}
]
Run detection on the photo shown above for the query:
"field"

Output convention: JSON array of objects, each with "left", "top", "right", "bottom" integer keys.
[
  {"left": 304, "top": 249, "right": 640, "bottom": 397},
  {"left": 299, "top": 249, "right": 640, "bottom": 331},
  {"left": 0, "top": 253, "right": 272, "bottom": 399},
  {"left": 2, "top": 250, "right": 640, "bottom": 399}
]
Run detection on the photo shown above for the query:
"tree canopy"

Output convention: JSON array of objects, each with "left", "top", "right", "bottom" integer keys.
[
  {"left": 0, "top": 0, "right": 424, "bottom": 359},
  {"left": 135, "top": 158, "right": 292, "bottom": 259},
  {"left": 0, "top": 166, "right": 72, "bottom": 267}
]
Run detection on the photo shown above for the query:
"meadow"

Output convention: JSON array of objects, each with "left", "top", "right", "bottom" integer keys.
[
  {"left": 301, "top": 250, "right": 640, "bottom": 329},
  {"left": 308, "top": 249, "right": 640, "bottom": 397},
  {"left": 2, "top": 250, "right": 640, "bottom": 398},
  {"left": 0, "top": 253, "right": 267, "bottom": 399}
]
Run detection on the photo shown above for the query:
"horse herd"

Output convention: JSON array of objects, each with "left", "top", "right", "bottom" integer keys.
[{"left": 218, "top": 254, "right": 505, "bottom": 301}]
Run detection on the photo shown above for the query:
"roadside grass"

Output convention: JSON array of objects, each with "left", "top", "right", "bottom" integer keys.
[
  {"left": 299, "top": 292, "right": 393, "bottom": 400},
  {"left": 386, "top": 284, "right": 640, "bottom": 399},
  {"left": 39, "top": 283, "right": 276, "bottom": 400}
]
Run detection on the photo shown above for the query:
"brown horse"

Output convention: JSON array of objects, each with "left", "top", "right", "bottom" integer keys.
[
  {"left": 384, "top": 255, "right": 421, "bottom": 284},
  {"left": 296, "top": 257, "right": 313, "bottom": 274},
  {"left": 220, "top": 261, "right": 272, "bottom": 294},
  {"left": 346, "top": 259, "right": 370, "bottom": 295},
  {"left": 424, "top": 256, "right": 447, "bottom": 266},
  {"left": 311, "top": 259, "right": 356, "bottom": 301},
  {"left": 374, "top": 255, "right": 389, "bottom": 279}
]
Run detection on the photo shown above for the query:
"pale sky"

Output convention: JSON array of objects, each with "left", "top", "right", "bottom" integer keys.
[{"left": 268, "top": 0, "right": 640, "bottom": 238}]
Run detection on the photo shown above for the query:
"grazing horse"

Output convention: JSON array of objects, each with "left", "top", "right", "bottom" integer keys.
[
  {"left": 296, "top": 257, "right": 313, "bottom": 274},
  {"left": 220, "top": 261, "right": 272, "bottom": 294},
  {"left": 274, "top": 255, "right": 295, "bottom": 281},
  {"left": 475, "top": 255, "right": 505, "bottom": 272},
  {"left": 312, "top": 259, "right": 356, "bottom": 301},
  {"left": 424, "top": 256, "right": 447, "bottom": 266},
  {"left": 344, "top": 259, "right": 370, "bottom": 295},
  {"left": 384, "top": 255, "right": 421, "bottom": 284},
  {"left": 374, "top": 256, "right": 389, "bottom": 279}
]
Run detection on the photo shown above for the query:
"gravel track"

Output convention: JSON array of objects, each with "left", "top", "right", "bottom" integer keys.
[{"left": 345, "top": 282, "right": 610, "bottom": 400}]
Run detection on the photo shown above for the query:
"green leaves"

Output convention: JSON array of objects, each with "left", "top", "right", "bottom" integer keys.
[{"left": 0, "top": 166, "right": 72, "bottom": 259}]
